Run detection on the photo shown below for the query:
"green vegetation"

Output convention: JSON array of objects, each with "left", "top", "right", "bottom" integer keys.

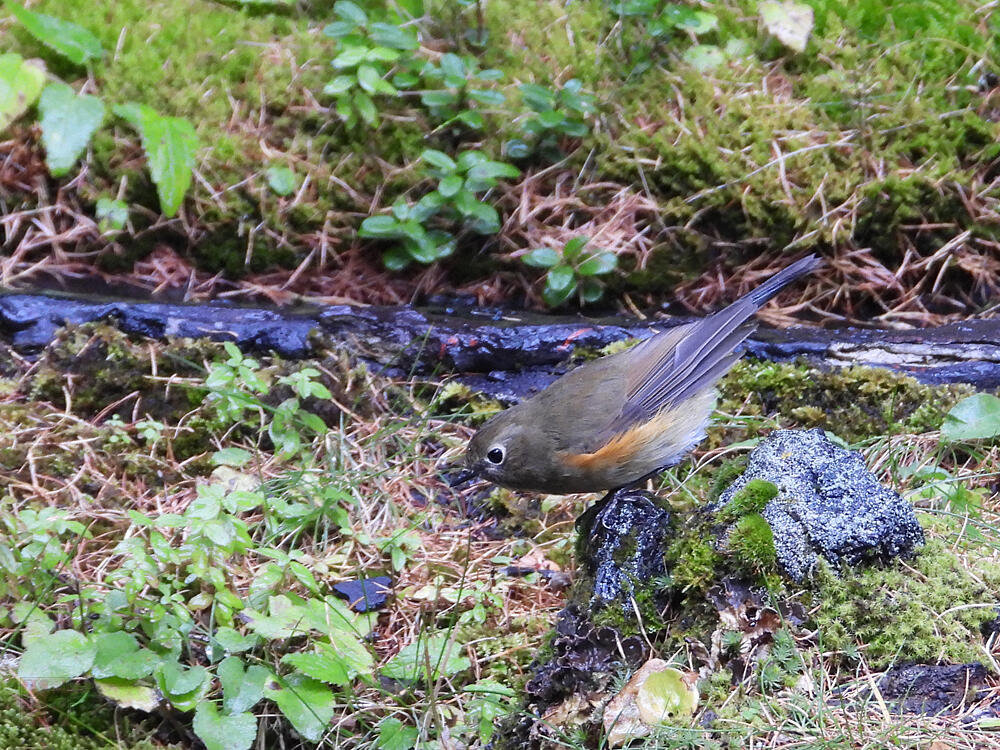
[
  {"left": 0, "top": 0, "right": 996, "bottom": 313},
  {"left": 4, "top": 0, "right": 1000, "bottom": 747}
]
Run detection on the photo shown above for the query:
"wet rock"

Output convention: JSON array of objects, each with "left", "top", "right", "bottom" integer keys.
[
  {"left": 575, "top": 489, "right": 672, "bottom": 605},
  {"left": 717, "top": 429, "right": 924, "bottom": 581},
  {"left": 876, "top": 663, "right": 986, "bottom": 715}
]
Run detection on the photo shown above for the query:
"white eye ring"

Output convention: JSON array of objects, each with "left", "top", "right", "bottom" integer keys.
[{"left": 486, "top": 445, "right": 505, "bottom": 465}]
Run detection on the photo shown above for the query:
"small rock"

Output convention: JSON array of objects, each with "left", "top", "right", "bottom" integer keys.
[
  {"left": 717, "top": 429, "right": 924, "bottom": 581},
  {"left": 332, "top": 576, "right": 392, "bottom": 612},
  {"left": 877, "top": 663, "right": 986, "bottom": 715}
]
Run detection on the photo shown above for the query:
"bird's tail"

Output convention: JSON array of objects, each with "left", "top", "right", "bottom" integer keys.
[{"left": 744, "top": 253, "right": 822, "bottom": 308}]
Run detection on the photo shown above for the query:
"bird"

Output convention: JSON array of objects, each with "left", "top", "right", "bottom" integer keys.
[{"left": 459, "top": 255, "right": 820, "bottom": 494}]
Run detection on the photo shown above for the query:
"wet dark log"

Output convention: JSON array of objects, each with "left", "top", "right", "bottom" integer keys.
[{"left": 2, "top": 292, "right": 999, "bottom": 399}]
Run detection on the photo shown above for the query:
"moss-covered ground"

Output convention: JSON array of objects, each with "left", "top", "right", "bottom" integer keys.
[
  {"left": 1, "top": 0, "right": 998, "bottom": 318},
  {"left": 0, "top": 325, "right": 998, "bottom": 748}
]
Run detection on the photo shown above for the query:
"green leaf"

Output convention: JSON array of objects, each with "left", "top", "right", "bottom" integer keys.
[
  {"left": 155, "top": 661, "right": 210, "bottom": 710},
  {"left": 219, "top": 657, "right": 271, "bottom": 714},
  {"left": 360, "top": 215, "right": 403, "bottom": 238},
  {"left": 270, "top": 674, "right": 335, "bottom": 742},
  {"left": 438, "top": 174, "right": 463, "bottom": 197},
  {"left": 383, "top": 245, "right": 411, "bottom": 270},
  {"left": 265, "top": 165, "right": 298, "bottom": 197},
  {"left": 519, "top": 83, "right": 555, "bottom": 111},
  {"left": 681, "top": 44, "right": 726, "bottom": 72},
  {"left": 356, "top": 64, "right": 381, "bottom": 94},
  {"left": 378, "top": 717, "right": 418, "bottom": 750},
  {"left": 353, "top": 91, "right": 377, "bottom": 125},
  {"left": 466, "top": 161, "right": 520, "bottom": 182},
  {"left": 522, "top": 247, "right": 561, "bottom": 268},
  {"left": 327, "top": 631, "right": 374, "bottom": 675},
  {"left": 323, "top": 75, "right": 355, "bottom": 97},
  {"left": 465, "top": 202, "right": 500, "bottom": 234},
  {"left": 581, "top": 277, "right": 604, "bottom": 303},
  {"left": 18, "top": 629, "right": 96, "bottom": 690},
  {"left": 115, "top": 105, "right": 198, "bottom": 218},
  {"left": 369, "top": 22, "right": 418, "bottom": 51},
  {"left": 942, "top": 394, "right": 1000, "bottom": 442},
  {"left": 95, "top": 677, "right": 160, "bottom": 712},
  {"left": 11, "top": 603, "right": 54, "bottom": 649},
  {"left": 421, "top": 148, "right": 457, "bottom": 172},
  {"left": 420, "top": 90, "right": 458, "bottom": 108},
  {"left": 322, "top": 20, "right": 357, "bottom": 38},
  {"left": 37, "top": 83, "right": 104, "bottom": 176},
  {"left": 0, "top": 53, "right": 45, "bottom": 133},
  {"left": 96, "top": 197, "right": 128, "bottom": 232},
  {"left": 759, "top": 0, "right": 814, "bottom": 52},
  {"left": 365, "top": 46, "right": 402, "bottom": 63},
  {"left": 92, "top": 632, "right": 158, "bottom": 680},
  {"left": 468, "top": 88, "right": 505, "bottom": 107},
  {"left": 332, "top": 45, "right": 368, "bottom": 69},
  {"left": 439, "top": 53, "right": 465, "bottom": 79},
  {"left": 193, "top": 701, "right": 258, "bottom": 750},
  {"left": 333, "top": 0, "right": 367, "bottom": 25},
  {"left": 577, "top": 252, "right": 618, "bottom": 276},
  {"left": 546, "top": 265, "right": 575, "bottom": 292},
  {"left": 212, "top": 627, "right": 259, "bottom": 655},
  {"left": 562, "top": 236, "right": 588, "bottom": 261},
  {"left": 504, "top": 138, "right": 531, "bottom": 159},
  {"left": 212, "top": 447, "right": 253, "bottom": 467},
  {"left": 282, "top": 649, "right": 350, "bottom": 686},
  {"left": 455, "top": 110, "right": 484, "bottom": 129},
  {"left": 542, "top": 280, "right": 577, "bottom": 307},
  {"left": 382, "top": 633, "right": 470, "bottom": 681},
  {"left": 4, "top": 2, "right": 102, "bottom": 66}
]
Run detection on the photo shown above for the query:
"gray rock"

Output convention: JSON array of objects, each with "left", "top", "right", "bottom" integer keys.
[{"left": 718, "top": 428, "right": 924, "bottom": 581}]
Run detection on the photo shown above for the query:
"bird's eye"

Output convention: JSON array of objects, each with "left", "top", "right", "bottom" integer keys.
[{"left": 486, "top": 446, "right": 505, "bottom": 465}]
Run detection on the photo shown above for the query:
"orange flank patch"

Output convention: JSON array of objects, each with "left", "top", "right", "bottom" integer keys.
[{"left": 561, "top": 408, "right": 681, "bottom": 472}]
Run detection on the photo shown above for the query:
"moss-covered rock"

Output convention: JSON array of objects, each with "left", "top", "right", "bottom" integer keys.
[{"left": 715, "top": 359, "right": 974, "bottom": 443}]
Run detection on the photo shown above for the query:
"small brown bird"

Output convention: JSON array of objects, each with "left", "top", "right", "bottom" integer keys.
[{"left": 462, "top": 255, "right": 819, "bottom": 494}]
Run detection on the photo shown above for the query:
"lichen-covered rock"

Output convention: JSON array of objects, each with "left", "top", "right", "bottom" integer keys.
[{"left": 717, "top": 428, "right": 924, "bottom": 581}]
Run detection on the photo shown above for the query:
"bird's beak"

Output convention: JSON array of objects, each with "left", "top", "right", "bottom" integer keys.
[{"left": 446, "top": 467, "right": 479, "bottom": 489}]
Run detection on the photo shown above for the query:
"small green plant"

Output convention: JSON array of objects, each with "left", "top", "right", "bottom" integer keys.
[
  {"left": 322, "top": 0, "right": 419, "bottom": 127},
  {"left": 359, "top": 148, "right": 519, "bottom": 269},
  {"left": 1, "top": 4, "right": 199, "bottom": 218},
  {"left": 406, "top": 52, "right": 505, "bottom": 131},
  {"left": 521, "top": 236, "right": 618, "bottom": 306},
  {"left": 505, "top": 80, "right": 595, "bottom": 160}
]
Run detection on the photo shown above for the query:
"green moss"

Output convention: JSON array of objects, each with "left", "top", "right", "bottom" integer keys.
[
  {"left": 665, "top": 534, "right": 722, "bottom": 593},
  {"left": 725, "top": 514, "right": 777, "bottom": 573},
  {"left": 0, "top": 679, "right": 177, "bottom": 750},
  {"left": 27, "top": 323, "right": 215, "bottom": 419},
  {"left": 716, "top": 479, "right": 777, "bottom": 524},
  {"left": 812, "top": 538, "right": 1000, "bottom": 669},
  {"left": 707, "top": 457, "right": 749, "bottom": 504},
  {"left": 715, "top": 360, "right": 974, "bottom": 443}
]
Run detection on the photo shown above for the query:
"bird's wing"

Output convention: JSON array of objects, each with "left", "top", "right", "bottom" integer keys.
[{"left": 614, "top": 305, "right": 756, "bottom": 429}]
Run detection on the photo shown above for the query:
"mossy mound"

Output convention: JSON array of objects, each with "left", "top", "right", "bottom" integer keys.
[
  {"left": 812, "top": 537, "right": 1000, "bottom": 668},
  {"left": 27, "top": 322, "right": 215, "bottom": 419},
  {"left": 716, "top": 359, "right": 974, "bottom": 443}
]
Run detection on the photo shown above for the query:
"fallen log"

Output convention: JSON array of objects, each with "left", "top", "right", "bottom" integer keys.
[{"left": 1, "top": 292, "right": 998, "bottom": 399}]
